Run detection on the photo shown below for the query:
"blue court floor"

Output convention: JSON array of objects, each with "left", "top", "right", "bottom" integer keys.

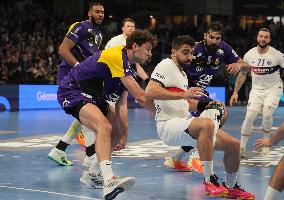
[{"left": 0, "top": 106, "right": 283, "bottom": 200}]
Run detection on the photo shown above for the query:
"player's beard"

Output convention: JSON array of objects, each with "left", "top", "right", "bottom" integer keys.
[
  {"left": 90, "top": 16, "right": 101, "bottom": 26},
  {"left": 134, "top": 53, "right": 147, "bottom": 65},
  {"left": 206, "top": 44, "right": 218, "bottom": 53},
  {"left": 204, "top": 40, "right": 218, "bottom": 53},
  {"left": 176, "top": 57, "right": 190, "bottom": 71},
  {"left": 258, "top": 41, "right": 269, "bottom": 48}
]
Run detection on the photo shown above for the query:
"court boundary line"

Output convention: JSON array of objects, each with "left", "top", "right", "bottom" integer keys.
[{"left": 0, "top": 185, "right": 101, "bottom": 200}]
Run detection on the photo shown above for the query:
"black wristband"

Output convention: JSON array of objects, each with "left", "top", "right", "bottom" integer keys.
[
  {"left": 197, "top": 100, "right": 210, "bottom": 112},
  {"left": 142, "top": 77, "right": 150, "bottom": 87}
]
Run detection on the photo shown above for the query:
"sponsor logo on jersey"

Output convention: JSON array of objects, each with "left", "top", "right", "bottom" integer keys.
[
  {"left": 251, "top": 65, "right": 281, "bottom": 75},
  {"left": 154, "top": 72, "right": 165, "bottom": 80}
]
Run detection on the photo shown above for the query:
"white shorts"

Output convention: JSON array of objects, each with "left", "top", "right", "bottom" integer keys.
[
  {"left": 247, "top": 87, "right": 282, "bottom": 113},
  {"left": 156, "top": 117, "right": 197, "bottom": 147}
]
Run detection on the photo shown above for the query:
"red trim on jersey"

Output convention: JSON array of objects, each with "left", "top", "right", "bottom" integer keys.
[{"left": 165, "top": 87, "right": 185, "bottom": 92}]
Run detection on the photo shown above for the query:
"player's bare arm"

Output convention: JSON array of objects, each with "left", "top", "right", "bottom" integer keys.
[
  {"left": 58, "top": 37, "right": 78, "bottom": 66},
  {"left": 230, "top": 71, "right": 248, "bottom": 106}
]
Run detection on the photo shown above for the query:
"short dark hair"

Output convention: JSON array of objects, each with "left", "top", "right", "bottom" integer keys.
[
  {"left": 206, "top": 22, "right": 223, "bottom": 34},
  {"left": 172, "top": 35, "right": 195, "bottom": 50},
  {"left": 126, "top": 30, "right": 157, "bottom": 49},
  {"left": 89, "top": 2, "right": 103, "bottom": 10},
  {"left": 122, "top": 18, "right": 135, "bottom": 27},
  {"left": 258, "top": 28, "right": 270, "bottom": 34}
]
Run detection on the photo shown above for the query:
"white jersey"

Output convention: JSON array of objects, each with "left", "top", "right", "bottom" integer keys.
[
  {"left": 151, "top": 58, "right": 189, "bottom": 121},
  {"left": 105, "top": 34, "right": 126, "bottom": 49},
  {"left": 244, "top": 46, "right": 284, "bottom": 90}
]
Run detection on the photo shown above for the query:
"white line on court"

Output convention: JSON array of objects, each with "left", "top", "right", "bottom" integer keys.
[{"left": 0, "top": 185, "right": 101, "bottom": 200}]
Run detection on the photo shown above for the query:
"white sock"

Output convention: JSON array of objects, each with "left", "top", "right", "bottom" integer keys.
[
  {"left": 225, "top": 172, "right": 237, "bottom": 188},
  {"left": 171, "top": 148, "right": 187, "bottom": 160},
  {"left": 202, "top": 161, "right": 214, "bottom": 182},
  {"left": 100, "top": 160, "right": 113, "bottom": 184},
  {"left": 88, "top": 154, "right": 100, "bottom": 175},
  {"left": 81, "top": 125, "right": 95, "bottom": 147},
  {"left": 264, "top": 186, "right": 280, "bottom": 200},
  {"left": 240, "top": 135, "right": 249, "bottom": 150}
]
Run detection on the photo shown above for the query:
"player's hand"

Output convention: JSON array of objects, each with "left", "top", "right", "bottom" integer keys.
[
  {"left": 227, "top": 63, "right": 242, "bottom": 75},
  {"left": 118, "top": 134, "right": 127, "bottom": 150},
  {"left": 230, "top": 92, "right": 238, "bottom": 106},
  {"left": 254, "top": 138, "right": 271, "bottom": 149},
  {"left": 184, "top": 87, "right": 206, "bottom": 99}
]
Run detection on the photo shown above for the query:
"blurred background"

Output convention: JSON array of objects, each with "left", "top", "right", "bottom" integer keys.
[{"left": 0, "top": 0, "right": 283, "bottom": 109}]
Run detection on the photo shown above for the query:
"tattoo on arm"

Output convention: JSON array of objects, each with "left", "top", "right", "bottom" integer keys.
[{"left": 234, "top": 72, "right": 247, "bottom": 93}]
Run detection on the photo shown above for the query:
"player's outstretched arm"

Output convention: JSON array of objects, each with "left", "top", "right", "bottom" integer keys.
[
  {"left": 230, "top": 72, "right": 248, "bottom": 106},
  {"left": 120, "top": 76, "right": 155, "bottom": 113},
  {"left": 254, "top": 121, "right": 284, "bottom": 148}
]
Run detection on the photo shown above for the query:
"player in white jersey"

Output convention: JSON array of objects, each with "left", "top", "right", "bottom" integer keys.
[
  {"left": 105, "top": 18, "right": 149, "bottom": 82},
  {"left": 146, "top": 35, "right": 255, "bottom": 199},
  {"left": 230, "top": 28, "right": 284, "bottom": 158}
]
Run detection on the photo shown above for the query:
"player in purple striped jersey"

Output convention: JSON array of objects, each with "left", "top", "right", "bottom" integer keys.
[{"left": 48, "top": 2, "right": 105, "bottom": 167}]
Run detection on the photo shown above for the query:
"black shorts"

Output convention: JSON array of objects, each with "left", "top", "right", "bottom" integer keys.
[{"left": 65, "top": 100, "right": 109, "bottom": 123}]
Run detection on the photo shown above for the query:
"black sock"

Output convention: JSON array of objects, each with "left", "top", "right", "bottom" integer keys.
[
  {"left": 56, "top": 140, "right": 69, "bottom": 151},
  {"left": 181, "top": 146, "right": 194, "bottom": 152},
  {"left": 85, "top": 144, "right": 95, "bottom": 157}
]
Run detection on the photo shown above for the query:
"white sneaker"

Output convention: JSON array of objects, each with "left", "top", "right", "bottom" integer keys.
[
  {"left": 48, "top": 148, "right": 73, "bottom": 166},
  {"left": 261, "top": 147, "right": 270, "bottom": 157},
  {"left": 240, "top": 147, "right": 247, "bottom": 158},
  {"left": 83, "top": 155, "right": 95, "bottom": 168},
  {"left": 80, "top": 171, "right": 103, "bottom": 189},
  {"left": 103, "top": 176, "right": 135, "bottom": 200}
]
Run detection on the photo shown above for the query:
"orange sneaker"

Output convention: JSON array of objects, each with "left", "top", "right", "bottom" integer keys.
[
  {"left": 223, "top": 182, "right": 255, "bottom": 200},
  {"left": 204, "top": 174, "right": 229, "bottom": 197},
  {"left": 188, "top": 151, "right": 203, "bottom": 174},
  {"left": 164, "top": 157, "right": 192, "bottom": 172},
  {"left": 75, "top": 132, "right": 85, "bottom": 146}
]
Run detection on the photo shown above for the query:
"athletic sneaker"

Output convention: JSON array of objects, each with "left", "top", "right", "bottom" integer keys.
[
  {"left": 48, "top": 148, "right": 73, "bottom": 166},
  {"left": 261, "top": 147, "right": 270, "bottom": 157},
  {"left": 204, "top": 174, "right": 229, "bottom": 197},
  {"left": 103, "top": 176, "right": 135, "bottom": 200},
  {"left": 188, "top": 150, "right": 203, "bottom": 174},
  {"left": 83, "top": 154, "right": 96, "bottom": 168},
  {"left": 240, "top": 147, "right": 247, "bottom": 158},
  {"left": 223, "top": 182, "right": 255, "bottom": 200},
  {"left": 80, "top": 171, "right": 103, "bottom": 189},
  {"left": 164, "top": 157, "right": 191, "bottom": 172}
]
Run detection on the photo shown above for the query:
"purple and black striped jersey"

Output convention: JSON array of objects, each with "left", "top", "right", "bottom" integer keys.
[
  {"left": 57, "top": 46, "right": 132, "bottom": 109},
  {"left": 187, "top": 41, "right": 240, "bottom": 89},
  {"left": 57, "top": 20, "right": 102, "bottom": 82}
]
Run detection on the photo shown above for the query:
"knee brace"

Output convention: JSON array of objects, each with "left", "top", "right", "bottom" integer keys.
[
  {"left": 241, "top": 109, "right": 258, "bottom": 136},
  {"left": 262, "top": 106, "right": 276, "bottom": 133}
]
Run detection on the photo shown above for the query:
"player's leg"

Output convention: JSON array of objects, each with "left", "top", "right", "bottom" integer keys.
[
  {"left": 48, "top": 66, "right": 82, "bottom": 166},
  {"left": 261, "top": 89, "right": 282, "bottom": 156},
  {"left": 215, "top": 129, "right": 255, "bottom": 199},
  {"left": 264, "top": 156, "right": 284, "bottom": 200},
  {"left": 240, "top": 90, "right": 262, "bottom": 157},
  {"left": 79, "top": 102, "right": 135, "bottom": 199},
  {"left": 188, "top": 117, "right": 230, "bottom": 197},
  {"left": 48, "top": 119, "right": 81, "bottom": 166}
]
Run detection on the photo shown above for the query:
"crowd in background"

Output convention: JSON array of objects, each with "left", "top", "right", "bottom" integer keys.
[{"left": 0, "top": 1, "right": 283, "bottom": 103}]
